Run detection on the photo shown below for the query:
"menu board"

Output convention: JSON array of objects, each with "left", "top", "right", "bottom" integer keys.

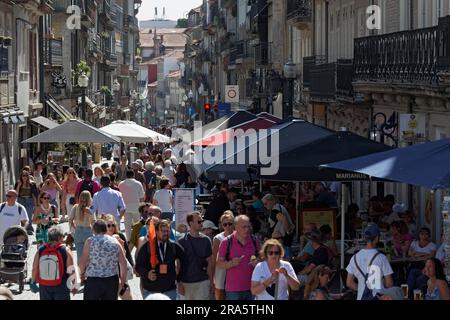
[
  {"left": 300, "top": 208, "right": 337, "bottom": 238},
  {"left": 173, "top": 188, "right": 196, "bottom": 230}
]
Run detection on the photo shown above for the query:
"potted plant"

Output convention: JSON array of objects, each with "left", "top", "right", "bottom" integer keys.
[
  {"left": 100, "top": 86, "right": 113, "bottom": 106},
  {"left": 71, "top": 60, "right": 91, "bottom": 88}
]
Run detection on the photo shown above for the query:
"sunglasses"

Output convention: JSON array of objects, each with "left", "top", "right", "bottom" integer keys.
[
  {"left": 197, "top": 220, "right": 204, "bottom": 225},
  {"left": 222, "top": 222, "right": 233, "bottom": 227},
  {"left": 107, "top": 224, "right": 116, "bottom": 228},
  {"left": 268, "top": 251, "right": 280, "bottom": 256},
  {"left": 6, "top": 194, "right": 15, "bottom": 198},
  {"left": 42, "top": 197, "right": 50, "bottom": 200}
]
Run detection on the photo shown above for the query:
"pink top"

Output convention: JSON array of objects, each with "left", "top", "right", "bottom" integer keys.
[
  {"left": 393, "top": 233, "right": 413, "bottom": 254},
  {"left": 218, "top": 231, "right": 260, "bottom": 292},
  {"left": 74, "top": 178, "right": 101, "bottom": 200}
]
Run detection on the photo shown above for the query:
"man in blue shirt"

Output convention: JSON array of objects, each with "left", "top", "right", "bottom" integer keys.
[{"left": 91, "top": 176, "right": 126, "bottom": 225}]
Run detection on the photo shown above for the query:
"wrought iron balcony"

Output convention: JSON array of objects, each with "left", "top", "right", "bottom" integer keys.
[
  {"left": 236, "top": 40, "right": 251, "bottom": 61},
  {"left": 354, "top": 15, "right": 450, "bottom": 85},
  {"left": 287, "top": 0, "right": 312, "bottom": 22},
  {"left": 309, "top": 59, "right": 354, "bottom": 103},
  {"left": 229, "top": 45, "right": 237, "bottom": 65},
  {"left": 43, "top": 38, "right": 63, "bottom": 67},
  {"left": 255, "top": 42, "right": 270, "bottom": 66},
  {"left": 302, "top": 55, "right": 326, "bottom": 87}
]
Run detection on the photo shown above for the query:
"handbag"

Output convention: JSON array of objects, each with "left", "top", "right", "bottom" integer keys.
[{"left": 126, "top": 260, "right": 134, "bottom": 281}]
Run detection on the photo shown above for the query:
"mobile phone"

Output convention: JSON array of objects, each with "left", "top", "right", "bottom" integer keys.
[{"left": 119, "top": 283, "right": 129, "bottom": 296}]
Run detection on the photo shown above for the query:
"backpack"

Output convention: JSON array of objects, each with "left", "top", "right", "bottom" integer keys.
[
  {"left": 353, "top": 251, "right": 381, "bottom": 300},
  {"left": 79, "top": 179, "right": 94, "bottom": 196},
  {"left": 225, "top": 234, "right": 258, "bottom": 261},
  {"left": 0, "top": 203, "right": 23, "bottom": 216},
  {"left": 37, "top": 244, "right": 65, "bottom": 286}
]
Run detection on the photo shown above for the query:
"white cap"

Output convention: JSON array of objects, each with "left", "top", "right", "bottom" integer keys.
[{"left": 202, "top": 220, "right": 218, "bottom": 230}]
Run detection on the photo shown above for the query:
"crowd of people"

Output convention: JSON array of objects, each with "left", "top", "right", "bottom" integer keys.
[{"left": 0, "top": 143, "right": 449, "bottom": 301}]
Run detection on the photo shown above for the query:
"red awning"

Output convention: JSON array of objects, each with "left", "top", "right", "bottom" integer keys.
[{"left": 191, "top": 118, "right": 275, "bottom": 147}]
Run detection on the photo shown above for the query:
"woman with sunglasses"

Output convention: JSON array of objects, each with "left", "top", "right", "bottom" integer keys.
[
  {"left": 251, "top": 239, "right": 299, "bottom": 300},
  {"left": 41, "top": 173, "right": 63, "bottom": 213},
  {"left": 14, "top": 170, "right": 39, "bottom": 235},
  {"left": 62, "top": 168, "right": 81, "bottom": 222},
  {"left": 33, "top": 192, "right": 59, "bottom": 244},
  {"left": 69, "top": 191, "right": 95, "bottom": 261},
  {"left": 103, "top": 214, "right": 134, "bottom": 300},
  {"left": 212, "top": 211, "right": 235, "bottom": 300}
]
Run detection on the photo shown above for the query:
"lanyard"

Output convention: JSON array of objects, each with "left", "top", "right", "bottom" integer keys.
[{"left": 158, "top": 241, "right": 166, "bottom": 262}]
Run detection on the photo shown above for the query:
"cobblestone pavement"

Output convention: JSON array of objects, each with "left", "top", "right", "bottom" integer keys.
[{"left": 1, "top": 222, "right": 144, "bottom": 300}]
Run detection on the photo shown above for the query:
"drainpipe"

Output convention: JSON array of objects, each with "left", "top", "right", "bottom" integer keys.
[{"left": 39, "top": 16, "right": 45, "bottom": 116}]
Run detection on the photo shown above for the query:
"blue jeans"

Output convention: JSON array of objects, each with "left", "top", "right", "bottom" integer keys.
[
  {"left": 74, "top": 227, "right": 92, "bottom": 263},
  {"left": 18, "top": 197, "right": 34, "bottom": 232},
  {"left": 226, "top": 290, "right": 253, "bottom": 301},
  {"left": 142, "top": 288, "right": 177, "bottom": 300}
]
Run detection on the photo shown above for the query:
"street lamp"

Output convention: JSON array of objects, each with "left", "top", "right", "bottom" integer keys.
[
  {"left": 112, "top": 79, "right": 121, "bottom": 121},
  {"left": 283, "top": 59, "right": 297, "bottom": 119},
  {"left": 78, "top": 73, "right": 89, "bottom": 121}
]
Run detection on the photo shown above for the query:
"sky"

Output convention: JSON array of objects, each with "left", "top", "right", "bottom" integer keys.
[{"left": 137, "top": 0, "right": 203, "bottom": 21}]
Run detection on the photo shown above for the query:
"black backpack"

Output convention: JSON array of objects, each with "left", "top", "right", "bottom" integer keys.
[
  {"left": 353, "top": 251, "right": 381, "bottom": 300},
  {"left": 0, "top": 203, "right": 24, "bottom": 215},
  {"left": 79, "top": 179, "right": 94, "bottom": 196}
]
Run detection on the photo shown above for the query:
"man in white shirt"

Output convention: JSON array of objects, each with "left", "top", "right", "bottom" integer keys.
[
  {"left": 346, "top": 223, "right": 394, "bottom": 300},
  {"left": 0, "top": 190, "right": 29, "bottom": 245},
  {"left": 152, "top": 178, "right": 173, "bottom": 219},
  {"left": 119, "top": 170, "right": 145, "bottom": 240},
  {"left": 112, "top": 144, "right": 121, "bottom": 162}
]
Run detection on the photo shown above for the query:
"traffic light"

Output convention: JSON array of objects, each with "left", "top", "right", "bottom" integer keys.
[{"left": 204, "top": 103, "right": 211, "bottom": 113}]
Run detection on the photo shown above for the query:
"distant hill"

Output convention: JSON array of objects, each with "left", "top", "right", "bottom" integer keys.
[{"left": 139, "top": 20, "right": 178, "bottom": 29}]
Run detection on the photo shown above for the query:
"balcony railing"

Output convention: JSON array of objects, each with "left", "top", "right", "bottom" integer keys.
[
  {"left": 105, "top": 51, "right": 118, "bottom": 66},
  {"left": 229, "top": 45, "right": 237, "bottom": 65},
  {"left": 309, "top": 59, "right": 354, "bottom": 102},
  {"left": 303, "top": 55, "right": 327, "bottom": 87},
  {"left": 43, "top": 38, "right": 63, "bottom": 66},
  {"left": 236, "top": 40, "right": 251, "bottom": 60},
  {"left": 287, "top": 0, "right": 312, "bottom": 21},
  {"left": 310, "top": 63, "right": 337, "bottom": 102},
  {"left": 354, "top": 15, "right": 450, "bottom": 85},
  {"left": 336, "top": 59, "right": 354, "bottom": 101},
  {"left": 255, "top": 42, "right": 270, "bottom": 66}
]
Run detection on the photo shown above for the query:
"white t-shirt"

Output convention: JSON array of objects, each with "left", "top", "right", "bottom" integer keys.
[
  {"left": 251, "top": 260, "right": 297, "bottom": 300},
  {"left": 118, "top": 178, "right": 145, "bottom": 213},
  {"left": 346, "top": 248, "right": 394, "bottom": 300},
  {"left": 153, "top": 189, "right": 173, "bottom": 213},
  {"left": 410, "top": 240, "right": 437, "bottom": 254},
  {"left": 0, "top": 203, "right": 29, "bottom": 245},
  {"left": 162, "top": 167, "right": 176, "bottom": 186}
]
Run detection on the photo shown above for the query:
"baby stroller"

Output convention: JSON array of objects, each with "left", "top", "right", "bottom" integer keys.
[{"left": 0, "top": 226, "right": 29, "bottom": 293}]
